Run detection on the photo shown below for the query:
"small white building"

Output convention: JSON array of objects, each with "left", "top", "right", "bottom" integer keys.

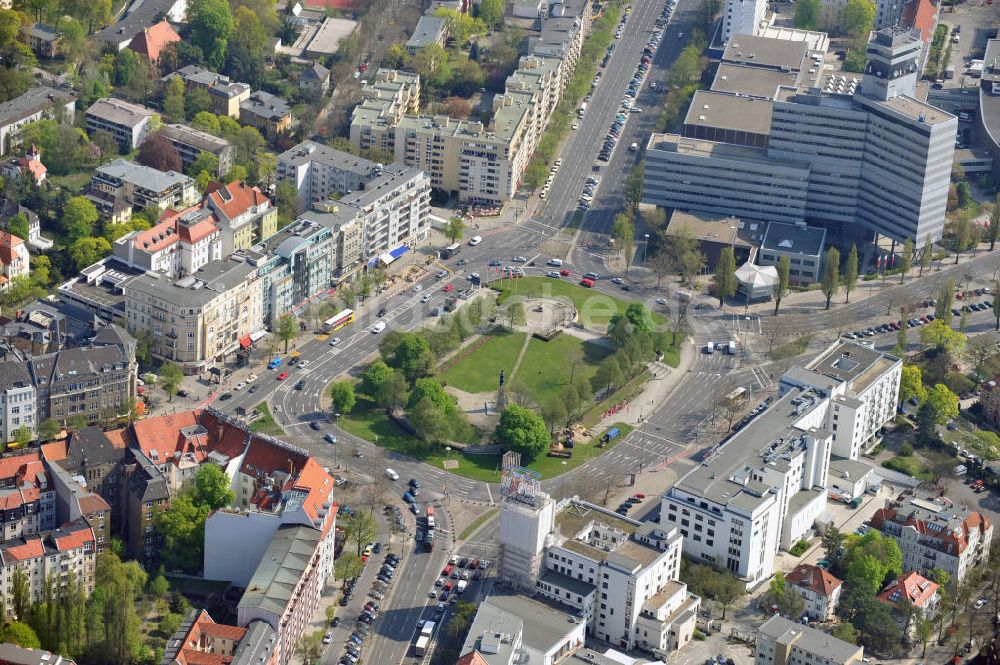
[
  {"left": 786, "top": 563, "right": 843, "bottom": 621},
  {"left": 735, "top": 262, "right": 778, "bottom": 301}
]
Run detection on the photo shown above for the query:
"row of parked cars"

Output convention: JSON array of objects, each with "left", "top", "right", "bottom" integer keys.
[
  {"left": 844, "top": 301, "right": 993, "bottom": 339},
  {"left": 334, "top": 550, "right": 402, "bottom": 665},
  {"left": 615, "top": 492, "right": 647, "bottom": 516}
]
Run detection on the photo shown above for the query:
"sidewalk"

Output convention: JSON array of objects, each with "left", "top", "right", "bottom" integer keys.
[{"left": 596, "top": 337, "right": 697, "bottom": 428}]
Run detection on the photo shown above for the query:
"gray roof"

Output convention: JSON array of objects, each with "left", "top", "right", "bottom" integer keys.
[
  {"left": 26, "top": 22, "right": 61, "bottom": 41},
  {"left": 126, "top": 256, "right": 257, "bottom": 308},
  {"left": 460, "top": 598, "right": 522, "bottom": 665},
  {"left": 62, "top": 426, "right": 126, "bottom": 470},
  {"left": 407, "top": 15, "right": 446, "bottom": 49},
  {"left": 93, "top": 0, "right": 181, "bottom": 46},
  {"left": 341, "top": 165, "right": 423, "bottom": 207},
  {"left": 0, "top": 361, "right": 32, "bottom": 392},
  {"left": 805, "top": 340, "right": 899, "bottom": 389},
  {"left": 479, "top": 592, "right": 582, "bottom": 656},
  {"left": 85, "top": 98, "right": 155, "bottom": 127},
  {"left": 828, "top": 457, "right": 874, "bottom": 482},
  {"left": 96, "top": 159, "right": 191, "bottom": 193},
  {"left": 723, "top": 34, "right": 809, "bottom": 72},
  {"left": 27, "top": 343, "right": 131, "bottom": 391},
  {"left": 171, "top": 66, "right": 250, "bottom": 99},
  {"left": 240, "top": 91, "right": 292, "bottom": 121},
  {"left": 301, "top": 61, "right": 330, "bottom": 82},
  {"left": 238, "top": 524, "right": 321, "bottom": 617},
  {"left": 160, "top": 123, "right": 232, "bottom": 155},
  {"left": 0, "top": 643, "right": 73, "bottom": 665},
  {"left": 278, "top": 140, "right": 378, "bottom": 175},
  {"left": 231, "top": 620, "right": 278, "bottom": 665},
  {"left": 538, "top": 569, "right": 596, "bottom": 598},
  {"left": 761, "top": 221, "right": 826, "bottom": 257},
  {"left": 713, "top": 63, "right": 798, "bottom": 99},
  {"left": 759, "top": 615, "right": 862, "bottom": 664},
  {"left": 0, "top": 86, "right": 75, "bottom": 127},
  {"left": 129, "top": 449, "right": 170, "bottom": 501},
  {"left": 685, "top": 90, "right": 774, "bottom": 136}
]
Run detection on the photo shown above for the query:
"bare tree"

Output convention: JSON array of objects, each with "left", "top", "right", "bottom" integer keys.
[
  {"left": 666, "top": 292, "right": 690, "bottom": 346},
  {"left": 648, "top": 251, "right": 674, "bottom": 289},
  {"left": 964, "top": 333, "right": 997, "bottom": 388}
]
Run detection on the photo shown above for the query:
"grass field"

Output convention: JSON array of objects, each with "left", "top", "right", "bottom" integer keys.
[
  {"left": 516, "top": 335, "right": 610, "bottom": 404},
  {"left": 249, "top": 403, "right": 285, "bottom": 436},
  {"left": 440, "top": 331, "right": 527, "bottom": 393}
]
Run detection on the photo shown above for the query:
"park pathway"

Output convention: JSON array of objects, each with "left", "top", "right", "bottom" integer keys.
[{"left": 507, "top": 334, "right": 534, "bottom": 382}]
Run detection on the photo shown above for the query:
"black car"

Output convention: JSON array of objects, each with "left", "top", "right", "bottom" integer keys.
[
  {"left": 409, "top": 478, "right": 420, "bottom": 488},
  {"left": 339, "top": 596, "right": 349, "bottom": 606},
  {"left": 248, "top": 384, "right": 259, "bottom": 393},
  {"left": 378, "top": 307, "right": 388, "bottom": 317},
  {"left": 219, "top": 392, "right": 232, "bottom": 401},
  {"left": 331, "top": 616, "right": 341, "bottom": 627},
  {"left": 373, "top": 542, "right": 382, "bottom": 553},
  {"left": 177, "top": 388, "right": 190, "bottom": 397},
  {"left": 295, "top": 380, "right": 306, "bottom": 390},
  {"left": 310, "top": 421, "right": 321, "bottom": 431}
]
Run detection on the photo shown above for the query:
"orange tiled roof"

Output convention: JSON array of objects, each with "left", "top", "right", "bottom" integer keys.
[
  {"left": 206, "top": 181, "right": 270, "bottom": 221},
  {"left": 240, "top": 437, "right": 309, "bottom": 478},
  {"left": 456, "top": 652, "right": 491, "bottom": 665},
  {"left": 870, "top": 506, "right": 992, "bottom": 556},
  {"left": 900, "top": 0, "right": 939, "bottom": 43},
  {"left": 130, "top": 409, "right": 248, "bottom": 468},
  {"left": 2, "top": 538, "right": 44, "bottom": 562},
  {"left": 53, "top": 525, "right": 95, "bottom": 552},
  {"left": 787, "top": 563, "right": 842, "bottom": 597},
  {"left": 173, "top": 609, "right": 245, "bottom": 665},
  {"left": 40, "top": 439, "right": 68, "bottom": 462},
  {"left": 199, "top": 622, "right": 247, "bottom": 640},
  {"left": 128, "top": 20, "right": 181, "bottom": 62},
  {"left": 283, "top": 457, "right": 336, "bottom": 531},
  {"left": 176, "top": 217, "right": 218, "bottom": 245},
  {"left": 104, "top": 427, "right": 131, "bottom": 449},
  {"left": 133, "top": 217, "right": 181, "bottom": 252},
  {"left": 78, "top": 493, "right": 110, "bottom": 515},
  {"left": 879, "top": 571, "right": 939, "bottom": 608},
  {"left": 0, "top": 230, "right": 25, "bottom": 267}
]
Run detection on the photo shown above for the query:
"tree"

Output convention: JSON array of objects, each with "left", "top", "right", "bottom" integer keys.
[
  {"left": 965, "top": 334, "right": 996, "bottom": 387},
  {"left": 296, "top": 630, "right": 324, "bottom": 665},
  {"left": 148, "top": 574, "right": 170, "bottom": 596},
  {"left": 955, "top": 215, "right": 972, "bottom": 263},
  {"left": 444, "top": 216, "right": 465, "bottom": 243},
  {"left": 714, "top": 247, "right": 737, "bottom": 307},
  {"left": 506, "top": 302, "right": 525, "bottom": 329},
  {"left": 1, "top": 622, "right": 40, "bottom": 648},
  {"left": 773, "top": 255, "right": 790, "bottom": 316},
  {"left": 495, "top": 405, "right": 550, "bottom": 459},
  {"left": 831, "top": 622, "right": 859, "bottom": 645},
  {"left": 794, "top": 0, "right": 820, "bottom": 28},
  {"left": 924, "top": 383, "right": 959, "bottom": 424},
  {"left": 62, "top": 196, "right": 99, "bottom": 243},
  {"left": 409, "top": 396, "right": 454, "bottom": 443},
  {"left": 843, "top": 0, "right": 875, "bottom": 38},
  {"left": 442, "top": 96, "right": 473, "bottom": 119},
  {"left": 191, "top": 464, "right": 234, "bottom": 509},
  {"left": 920, "top": 320, "right": 965, "bottom": 355},
  {"left": 334, "top": 552, "right": 363, "bottom": 584},
  {"left": 137, "top": 133, "right": 183, "bottom": 173},
  {"left": 844, "top": 244, "right": 859, "bottom": 302},
  {"left": 158, "top": 362, "right": 183, "bottom": 402},
  {"left": 69, "top": 237, "right": 112, "bottom": 270},
  {"left": 343, "top": 510, "right": 377, "bottom": 557},
  {"left": 327, "top": 380, "right": 356, "bottom": 417},
  {"left": 479, "top": 0, "right": 503, "bottom": 27},
  {"left": 434, "top": 8, "right": 486, "bottom": 44},
  {"left": 821, "top": 526, "right": 845, "bottom": 563},
  {"left": 12, "top": 426, "right": 30, "bottom": 449},
  {"left": 381, "top": 332, "right": 435, "bottom": 383},
  {"left": 276, "top": 314, "right": 298, "bottom": 353},
  {"left": 190, "top": 0, "right": 234, "bottom": 70},
  {"left": 163, "top": 75, "right": 185, "bottom": 122},
  {"left": 919, "top": 234, "right": 933, "bottom": 277},
  {"left": 936, "top": 278, "right": 955, "bottom": 325},
  {"left": 611, "top": 213, "right": 634, "bottom": 265},
  {"left": 899, "top": 365, "right": 927, "bottom": 405},
  {"left": 664, "top": 224, "right": 705, "bottom": 284},
  {"left": 842, "top": 530, "right": 903, "bottom": 594},
  {"left": 5, "top": 213, "right": 29, "bottom": 243},
  {"left": 37, "top": 418, "right": 60, "bottom": 442},
  {"left": 916, "top": 616, "right": 934, "bottom": 657},
  {"left": 990, "top": 196, "right": 1000, "bottom": 251},
  {"left": 187, "top": 151, "right": 219, "bottom": 179},
  {"left": 900, "top": 237, "right": 914, "bottom": 283},
  {"left": 821, "top": 246, "right": 840, "bottom": 309},
  {"left": 155, "top": 494, "right": 210, "bottom": 573},
  {"left": 523, "top": 160, "right": 547, "bottom": 190}
]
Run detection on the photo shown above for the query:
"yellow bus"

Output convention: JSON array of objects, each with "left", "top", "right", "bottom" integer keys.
[{"left": 323, "top": 309, "right": 355, "bottom": 332}]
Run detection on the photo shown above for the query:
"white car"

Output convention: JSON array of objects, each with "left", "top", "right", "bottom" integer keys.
[
  {"left": 571, "top": 122, "right": 579, "bottom": 130},
  {"left": 975, "top": 598, "right": 988, "bottom": 609},
  {"left": 246, "top": 374, "right": 258, "bottom": 382},
  {"left": 547, "top": 258, "right": 563, "bottom": 267},
  {"left": 297, "top": 360, "right": 309, "bottom": 368},
  {"left": 371, "top": 321, "right": 386, "bottom": 334},
  {"left": 469, "top": 235, "right": 482, "bottom": 246},
  {"left": 234, "top": 382, "right": 246, "bottom": 391},
  {"left": 420, "top": 294, "right": 431, "bottom": 303},
  {"left": 413, "top": 284, "right": 423, "bottom": 292},
  {"left": 554, "top": 159, "right": 563, "bottom": 167},
  {"left": 329, "top": 337, "right": 341, "bottom": 346},
  {"left": 656, "top": 298, "right": 668, "bottom": 305}
]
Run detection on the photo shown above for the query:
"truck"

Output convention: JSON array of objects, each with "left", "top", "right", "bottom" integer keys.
[
  {"left": 727, "top": 341, "right": 736, "bottom": 355},
  {"left": 457, "top": 580, "right": 468, "bottom": 594},
  {"left": 415, "top": 635, "right": 429, "bottom": 656},
  {"left": 426, "top": 505, "right": 436, "bottom": 529}
]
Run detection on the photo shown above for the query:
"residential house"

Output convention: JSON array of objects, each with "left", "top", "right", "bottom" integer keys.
[
  {"left": 43, "top": 425, "right": 128, "bottom": 532},
  {"left": 0, "top": 520, "right": 96, "bottom": 610},
  {"left": 22, "top": 23, "right": 62, "bottom": 59},
  {"left": 93, "top": 0, "right": 187, "bottom": 51},
  {"left": 0, "top": 199, "right": 45, "bottom": 250},
  {"left": 204, "top": 180, "right": 278, "bottom": 255},
  {"left": 121, "top": 447, "right": 169, "bottom": 565},
  {"left": 869, "top": 494, "right": 993, "bottom": 585},
  {"left": 161, "top": 609, "right": 279, "bottom": 665},
  {"left": 406, "top": 15, "right": 447, "bottom": 56},
  {"left": 878, "top": 571, "right": 940, "bottom": 638},
  {"left": 299, "top": 62, "right": 331, "bottom": 96},
  {"left": 0, "top": 452, "right": 57, "bottom": 542},
  {"left": 0, "top": 86, "right": 76, "bottom": 156},
  {"left": 0, "top": 642, "right": 77, "bottom": 664},
  {"left": 170, "top": 66, "right": 251, "bottom": 118},
  {"left": 159, "top": 124, "right": 235, "bottom": 177},
  {"left": 127, "top": 20, "right": 181, "bottom": 65},
  {"left": 0, "top": 230, "right": 29, "bottom": 291},
  {"left": 84, "top": 98, "right": 158, "bottom": 151},
  {"left": 91, "top": 159, "right": 198, "bottom": 212},
  {"left": 112, "top": 207, "right": 222, "bottom": 278},
  {"left": 785, "top": 563, "right": 843, "bottom": 621},
  {"left": 239, "top": 91, "right": 293, "bottom": 140},
  {"left": 756, "top": 615, "right": 864, "bottom": 665},
  {"left": 979, "top": 377, "right": 1000, "bottom": 424},
  {"left": 46, "top": 461, "right": 113, "bottom": 553},
  {"left": 0, "top": 143, "right": 47, "bottom": 186}
]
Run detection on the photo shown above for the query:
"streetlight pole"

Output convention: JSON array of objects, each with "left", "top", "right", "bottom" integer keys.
[{"left": 642, "top": 234, "right": 650, "bottom": 276}]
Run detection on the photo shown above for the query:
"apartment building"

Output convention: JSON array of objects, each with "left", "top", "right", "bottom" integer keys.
[
  {"left": 112, "top": 207, "right": 222, "bottom": 278},
  {"left": 499, "top": 493, "right": 700, "bottom": 654},
  {"left": 45, "top": 439, "right": 114, "bottom": 551},
  {"left": 756, "top": 615, "right": 864, "bottom": 665},
  {"left": 0, "top": 452, "right": 57, "bottom": 542},
  {"left": 785, "top": 563, "right": 843, "bottom": 621},
  {"left": 0, "top": 520, "right": 96, "bottom": 608},
  {"left": 877, "top": 571, "right": 939, "bottom": 638},
  {"left": 84, "top": 98, "right": 158, "bottom": 151},
  {"left": 159, "top": 123, "right": 235, "bottom": 177},
  {"left": 643, "top": 29, "right": 957, "bottom": 245},
  {"left": 720, "top": 0, "right": 766, "bottom": 43},
  {"left": 0, "top": 643, "right": 77, "bottom": 664},
  {"left": 162, "top": 609, "right": 279, "bottom": 665},
  {"left": 296, "top": 204, "right": 365, "bottom": 279},
  {"left": 124, "top": 256, "right": 263, "bottom": 373},
  {"left": 0, "top": 86, "right": 76, "bottom": 157},
  {"left": 339, "top": 165, "right": 431, "bottom": 259},
  {"left": 239, "top": 92, "right": 293, "bottom": 140},
  {"left": 660, "top": 341, "right": 900, "bottom": 586},
  {"left": 349, "top": 69, "right": 421, "bottom": 151},
  {"left": 0, "top": 363, "right": 36, "bottom": 444},
  {"left": 92, "top": 159, "right": 198, "bottom": 212},
  {"left": 204, "top": 180, "right": 278, "bottom": 255},
  {"left": 170, "top": 66, "right": 251, "bottom": 118},
  {"left": 406, "top": 15, "right": 447, "bottom": 56},
  {"left": 868, "top": 493, "right": 993, "bottom": 585},
  {"left": 276, "top": 141, "right": 381, "bottom": 205},
  {"left": 22, "top": 23, "right": 63, "bottom": 59},
  {"left": 299, "top": 63, "right": 331, "bottom": 96}
]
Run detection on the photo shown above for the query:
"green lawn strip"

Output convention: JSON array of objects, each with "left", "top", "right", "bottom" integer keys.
[
  {"left": 493, "top": 277, "right": 669, "bottom": 329},
  {"left": 582, "top": 369, "right": 651, "bottom": 428},
  {"left": 440, "top": 331, "right": 527, "bottom": 393},
  {"left": 458, "top": 507, "right": 499, "bottom": 540},
  {"left": 770, "top": 335, "right": 812, "bottom": 361},
  {"left": 514, "top": 335, "right": 610, "bottom": 405},
  {"left": 249, "top": 402, "right": 285, "bottom": 436},
  {"left": 881, "top": 454, "right": 931, "bottom": 481}
]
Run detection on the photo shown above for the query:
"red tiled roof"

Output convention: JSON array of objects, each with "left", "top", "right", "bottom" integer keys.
[
  {"left": 128, "top": 20, "right": 181, "bottom": 62},
  {"left": 131, "top": 409, "right": 249, "bottom": 469},
  {"left": 879, "top": 571, "right": 939, "bottom": 608},
  {"left": 786, "top": 563, "right": 842, "bottom": 597},
  {"left": 2, "top": 538, "right": 44, "bottom": 562},
  {"left": 899, "top": 0, "right": 939, "bottom": 43},
  {"left": 133, "top": 218, "right": 181, "bottom": 252},
  {"left": 205, "top": 181, "right": 271, "bottom": 221},
  {"left": 78, "top": 493, "right": 110, "bottom": 515},
  {"left": 284, "top": 457, "right": 335, "bottom": 531},
  {"left": 199, "top": 622, "right": 247, "bottom": 641},
  {"left": 176, "top": 218, "right": 218, "bottom": 245},
  {"left": 18, "top": 154, "right": 46, "bottom": 183},
  {"left": 0, "top": 230, "right": 25, "bottom": 267},
  {"left": 182, "top": 653, "right": 232, "bottom": 665},
  {"left": 104, "top": 428, "right": 131, "bottom": 449},
  {"left": 173, "top": 609, "right": 245, "bottom": 665},
  {"left": 40, "top": 440, "right": 68, "bottom": 462},
  {"left": 53, "top": 525, "right": 95, "bottom": 552},
  {"left": 870, "top": 506, "right": 992, "bottom": 556},
  {"left": 456, "top": 652, "right": 491, "bottom": 665},
  {"left": 240, "top": 437, "right": 310, "bottom": 478}
]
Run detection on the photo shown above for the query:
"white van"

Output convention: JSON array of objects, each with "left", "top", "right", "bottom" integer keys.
[
  {"left": 469, "top": 236, "right": 482, "bottom": 246},
  {"left": 371, "top": 321, "right": 386, "bottom": 334},
  {"left": 547, "top": 258, "right": 563, "bottom": 267},
  {"left": 704, "top": 343, "right": 714, "bottom": 354},
  {"left": 385, "top": 468, "right": 399, "bottom": 481}
]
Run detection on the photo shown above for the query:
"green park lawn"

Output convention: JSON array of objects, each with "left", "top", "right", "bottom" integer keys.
[
  {"left": 440, "top": 331, "right": 527, "bottom": 393},
  {"left": 516, "top": 335, "right": 610, "bottom": 405},
  {"left": 249, "top": 403, "right": 284, "bottom": 436}
]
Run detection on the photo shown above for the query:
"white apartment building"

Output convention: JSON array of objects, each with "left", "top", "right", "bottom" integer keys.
[
  {"left": 869, "top": 494, "right": 993, "bottom": 585},
  {"left": 0, "top": 86, "right": 76, "bottom": 157},
  {"left": 0, "top": 520, "right": 96, "bottom": 609},
  {"left": 92, "top": 159, "right": 199, "bottom": 213},
  {"left": 721, "top": 0, "right": 766, "bottom": 44},
  {"left": 661, "top": 341, "right": 901, "bottom": 586},
  {"left": 499, "top": 493, "right": 700, "bottom": 654},
  {"left": 339, "top": 166, "right": 430, "bottom": 258},
  {"left": 785, "top": 563, "right": 843, "bottom": 621},
  {"left": 0, "top": 364, "right": 36, "bottom": 443},
  {"left": 643, "top": 29, "right": 957, "bottom": 245},
  {"left": 112, "top": 207, "right": 222, "bottom": 278},
  {"left": 276, "top": 141, "right": 381, "bottom": 206},
  {"left": 84, "top": 98, "right": 157, "bottom": 151},
  {"left": 756, "top": 615, "right": 864, "bottom": 665},
  {"left": 460, "top": 592, "right": 586, "bottom": 665}
]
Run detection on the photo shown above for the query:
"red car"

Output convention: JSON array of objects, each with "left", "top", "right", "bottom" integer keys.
[
  {"left": 443, "top": 284, "right": 454, "bottom": 292},
  {"left": 559, "top": 269, "right": 570, "bottom": 276},
  {"left": 277, "top": 372, "right": 289, "bottom": 380},
  {"left": 633, "top": 493, "right": 646, "bottom": 499}
]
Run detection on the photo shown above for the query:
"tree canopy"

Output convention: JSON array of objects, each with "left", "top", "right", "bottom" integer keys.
[{"left": 495, "top": 405, "right": 550, "bottom": 459}]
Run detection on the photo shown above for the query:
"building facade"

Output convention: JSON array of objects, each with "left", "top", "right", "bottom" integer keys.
[
  {"left": 159, "top": 124, "right": 236, "bottom": 177},
  {"left": 92, "top": 159, "right": 198, "bottom": 212},
  {"left": 756, "top": 615, "right": 864, "bottom": 665},
  {"left": 786, "top": 563, "right": 843, "bottom": 621},
  {"left": 205, "top": 181, "right": 279, "bottom": 255},
  {"left": 84, "top": 98, "right": 157, "bottom": 151},
  {"left": 276, "top": 141, "right": 380, "bottom": 206}
]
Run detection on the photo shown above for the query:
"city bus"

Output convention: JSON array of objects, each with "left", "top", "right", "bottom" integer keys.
[
  {"left": 440, "top": 243, "right": 461, "bottom": 259},
  {"left": 323, "top": 309, "right": 355, "bottom": 332}
]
